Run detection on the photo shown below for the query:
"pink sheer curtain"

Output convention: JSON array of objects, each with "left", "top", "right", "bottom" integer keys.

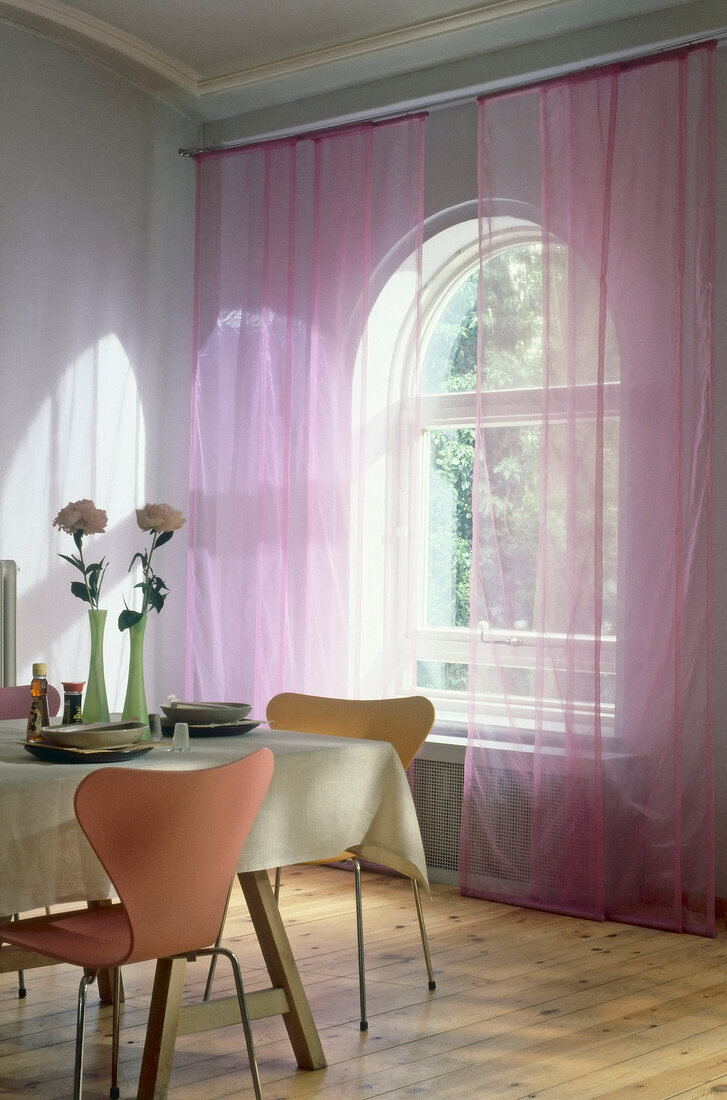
[
  {"left": 461, "top": 45, "right": 715, "bottom": 934},
  {"left": 187, "top": 117, "right": 425, "bottom": 713}
]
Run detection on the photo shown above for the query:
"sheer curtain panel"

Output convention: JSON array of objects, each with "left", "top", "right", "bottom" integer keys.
[
  {"left": 462, "top": 45, "right": 715, "bottom": 934},
  {"left": 187, "top": 118, "right": 425, "bottom": 712}
]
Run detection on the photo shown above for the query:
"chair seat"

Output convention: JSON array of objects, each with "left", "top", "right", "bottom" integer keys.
[{"left": 3, "top": 904, "right": 131, "bottom": 969}]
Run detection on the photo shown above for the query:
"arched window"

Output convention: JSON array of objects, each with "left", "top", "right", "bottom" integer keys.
[{"left": 355, "top": 206, "right": 619, "bottom": 732}]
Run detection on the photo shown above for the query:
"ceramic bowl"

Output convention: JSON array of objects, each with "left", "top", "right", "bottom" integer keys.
[
  {"left": 42, "top": 721, "right": 147, "bottom": 750},
  {"left": 160, "top": 700, "right": 252, "bottom": 726}
]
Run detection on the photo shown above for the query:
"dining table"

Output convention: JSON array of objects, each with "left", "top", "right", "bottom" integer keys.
[{"left": 0, "top": 717, "right": 429, "bottom": 1097}]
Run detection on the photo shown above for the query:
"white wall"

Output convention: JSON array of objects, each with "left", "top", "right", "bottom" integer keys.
[{"left": 0, "top": 23, "right": 198, "bottom": 712}]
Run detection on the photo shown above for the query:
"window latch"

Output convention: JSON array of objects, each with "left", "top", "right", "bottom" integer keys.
[{"left": 477, "top": 620, "right": 523, "bottom": 646}]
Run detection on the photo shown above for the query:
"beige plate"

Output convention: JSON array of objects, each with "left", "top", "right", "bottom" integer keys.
[
  {"left": 22, "top": 741, "right": 154, "bottom": 763},
  {"left": 161, "top": 701, "right": 252, "bottom": 725},
  {"left": 41, "top": 721, "right": 147, "bottom": 750}
]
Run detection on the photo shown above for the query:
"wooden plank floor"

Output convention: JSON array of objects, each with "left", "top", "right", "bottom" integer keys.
[{"left": 2, "top": 865, "right": 727, "bottom": 1098}]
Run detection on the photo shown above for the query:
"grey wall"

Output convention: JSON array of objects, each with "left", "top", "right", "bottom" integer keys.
[{"left": 0, "top": 23, "right": 199, "bottom": 710}]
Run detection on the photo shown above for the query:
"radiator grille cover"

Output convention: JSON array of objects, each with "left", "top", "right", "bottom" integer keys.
[
  {"left": 410, "top": 751, "right": 592, "bottom": 894},
  {"left": 410, "top": 757, "right": 463, "bottom": 874}
]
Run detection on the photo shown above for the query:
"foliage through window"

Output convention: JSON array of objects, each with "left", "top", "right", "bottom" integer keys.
[{"left": 414, "top": 235, "right": 619, "bottom": 725}]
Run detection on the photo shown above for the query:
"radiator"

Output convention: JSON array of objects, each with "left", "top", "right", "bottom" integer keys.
[
  {"left": 0, "top": 560, "right": 17, "bottom": 687},
  {"left": 409, "top": 740, "right": 464, "bottom": 885},
  {"left": 410, "top": 739, "right": 596, "bottom": 892}
]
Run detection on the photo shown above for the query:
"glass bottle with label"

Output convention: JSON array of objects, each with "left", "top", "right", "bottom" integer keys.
[
  {"left": 26, "top": 663, "right": 50, "bottom": 742},
  {"left": 62, "top": 681, "right": 85, "bottom": 724}
]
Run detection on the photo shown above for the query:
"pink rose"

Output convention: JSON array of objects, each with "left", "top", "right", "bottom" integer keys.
[
  {"left": 52, "top": 499, "right": 108, "bottom": 536},
  {"left": 135, "top": 503, "right": 186, "bottom": 533}
]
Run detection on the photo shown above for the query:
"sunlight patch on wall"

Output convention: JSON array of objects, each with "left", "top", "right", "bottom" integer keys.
[{"left": 1, "top": 334, "right": 146, "bottom": 702}]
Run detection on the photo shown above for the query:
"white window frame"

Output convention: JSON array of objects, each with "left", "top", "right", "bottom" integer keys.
[{"left": 353, "top": 206, "right": 618, "bottom": 737}]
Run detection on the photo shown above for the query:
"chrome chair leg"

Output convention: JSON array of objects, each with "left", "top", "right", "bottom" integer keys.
[
  {"left": 110, "top": 966, "right": 121, "bottom": 1099},
  {"left": 352, "top": 857, "right": 367, "bottom": 1031},
  {"left": 411, "top": 879, "right": 436, "bottom": 989},
  {"left": 203, "top": 879, "right": 234, "bottom": 1002},
  {"left": 12, "top": 914, "right": 26, "bottom": 998},
  {"left": 74, "top": 969, "right": 97, "bottom": 1100},
  {"left": 205, "top": 871, "right": 281, "bottom": 1002},
  {"left": 192, "top": 947, "right": 263, "bottom": 1100}
]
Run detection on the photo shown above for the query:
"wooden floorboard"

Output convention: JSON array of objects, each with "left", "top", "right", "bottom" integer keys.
[{"left": 1, "top": 865, "right": 726, "bottom": 1098}]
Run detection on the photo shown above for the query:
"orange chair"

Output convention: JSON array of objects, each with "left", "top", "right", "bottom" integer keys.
[
  {"left": 206, "top": 693, "right": 435, "bottom": 1032},
  {"left": 1, "top": 751, "right": 274, "bottom": 1100},
  {"left": 0, "top": 682, "right": 62, "bottom": 998}
]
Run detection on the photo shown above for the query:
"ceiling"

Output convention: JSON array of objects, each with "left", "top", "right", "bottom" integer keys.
[{"left": 0, "top": 0, "right": 723, "bottom": 127}]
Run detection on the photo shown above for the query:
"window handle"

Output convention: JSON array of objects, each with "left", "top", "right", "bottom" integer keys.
[{"left": 477, "top": 620, "right": 523, "bottom": 646}]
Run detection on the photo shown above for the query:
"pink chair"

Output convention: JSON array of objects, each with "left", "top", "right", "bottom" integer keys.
[
  {"left": 0, "top": 682, "right": 62, "bottom": 720},
  {"left": 1, "top": 750, "right": 274, "bottom": 1100},
  {"left": 0, "top": 682, "right": 62, "bottom": 997}
]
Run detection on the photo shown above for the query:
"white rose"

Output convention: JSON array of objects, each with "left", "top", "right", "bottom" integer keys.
[
  {"left": 136, "top": 503, "right": 186, "bottom": 533},
  {"left": 52, "top": 499, "right": 108, "bottom": 536}
]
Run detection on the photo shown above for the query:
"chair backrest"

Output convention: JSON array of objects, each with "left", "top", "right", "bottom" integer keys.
[
  {"left": 73, "top": 749, "right": 274, "bottom": 964},
  {"left": 266, "top": 693, "right": 435, "bottom": 771},
  {"left": 0, "top": 683, "right": 61, "bottom": 720}
]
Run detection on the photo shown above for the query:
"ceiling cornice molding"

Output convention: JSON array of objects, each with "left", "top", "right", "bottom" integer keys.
[
  {"left": 195, "top": 0, "right": 577, "bottom": 95},
  {"left": 0, "top": 0, "right": 198, "bottom": 88},
  {"left": 0, "top": 0, "right": 581, "bottom": 98}
]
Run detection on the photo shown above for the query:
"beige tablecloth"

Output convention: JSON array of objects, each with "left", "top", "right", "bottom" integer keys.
[{"left": 0, "top": 721, "right": 428, "bottom": 914}]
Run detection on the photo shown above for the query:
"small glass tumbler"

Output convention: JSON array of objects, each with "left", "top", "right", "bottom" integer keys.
[
  {"left": 149, "top": 713, "right": 163, "bottom": 742},
  {"left": 172, "top": 721, "right": 190, "bottom": 752}
]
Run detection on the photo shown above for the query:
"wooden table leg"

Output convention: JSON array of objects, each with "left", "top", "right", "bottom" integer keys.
[
  {"left": 136, "top": 870, "right": 325, "bottom": 1097},
  {"left": 237, "top": 869, "right": 326, "bottom": 1071},
  {"left": 137, "top": 956, "right": 187, "bottom": 1100}
]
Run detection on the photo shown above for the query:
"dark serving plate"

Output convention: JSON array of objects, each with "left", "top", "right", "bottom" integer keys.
[
  {"left": 22, "top": 741, "right": 155, "bottom": 764},
  {"left": 158, "top": 718, "right": 262, "bottom": 738}
]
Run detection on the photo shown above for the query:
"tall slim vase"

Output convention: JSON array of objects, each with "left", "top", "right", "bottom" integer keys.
[
  {"left": 122, "top": 614, "right": 149, "bottom": 738},
  {"left": 83, "top": 608, "right": 110, "bottom": 723}
]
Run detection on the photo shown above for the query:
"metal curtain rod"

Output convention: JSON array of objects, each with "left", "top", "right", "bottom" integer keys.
[
  {"left": 178, "top": 107, "right": 424, "bottom": 158},
  {"left": 179, "top": 29, "right": 725, "bottom": 158}
]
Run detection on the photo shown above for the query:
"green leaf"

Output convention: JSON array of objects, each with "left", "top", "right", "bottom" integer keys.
[
  {"left": 128, "top": 551, "right": 146, "bottom": 572},
  {"left": 155, "top": 530, "right": 174, "bottom": 548},
  {"left": 70, "top": 580, "right": 92, "bottom": 604},
  {"left": 73, "top": 529, "right": 84, "bottom": 553},
  {"left": 148, "top": 589, "right": 166, "bottom": 613},
  {"left": 118, "top": 608, "right": 144, "bottom": 631},
  {"left": 58, "top": 553, "right": 83, "bottom": 570}
]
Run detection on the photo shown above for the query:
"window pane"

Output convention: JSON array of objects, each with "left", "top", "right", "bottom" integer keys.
[
  {"left": 425, "top": 420, "right": 618, "bottom": 634},
  {"left": 477, "top": 424, "right": 541, "bottom": 630},
  {"left": 417, "top": 660, "right": 468, "bottom": 692},
  {"left": 421, "top": 244, "right": 550, "bottom": 395},
  {"left": 425, "top": 424, "right": 541, "bottom": 630},
  {"left": 425, "top": 428, "right": 474, "bottom": 628}
]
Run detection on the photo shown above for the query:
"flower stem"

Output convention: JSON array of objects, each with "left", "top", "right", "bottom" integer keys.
[
  {"left": 76, "top": 538, "right": 96, "bottom": 610},
  {"left": 141, "top": 531, "right": 158, "bottom": 616}
]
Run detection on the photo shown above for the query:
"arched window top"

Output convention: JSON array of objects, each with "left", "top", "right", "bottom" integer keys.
[
  {"left": 420, "top": 225, "right": 619, "bottom": 398},
  {"left": 422, "top": 242, "right": 555, "bottom": 395}
]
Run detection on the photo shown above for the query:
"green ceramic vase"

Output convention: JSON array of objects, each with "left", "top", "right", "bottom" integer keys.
[
  {"left": 121, "top": 613, "right": 150, "bottom": 738},
  {"left": 83, "top": 608, "right": 110, "bottom": 723}
]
